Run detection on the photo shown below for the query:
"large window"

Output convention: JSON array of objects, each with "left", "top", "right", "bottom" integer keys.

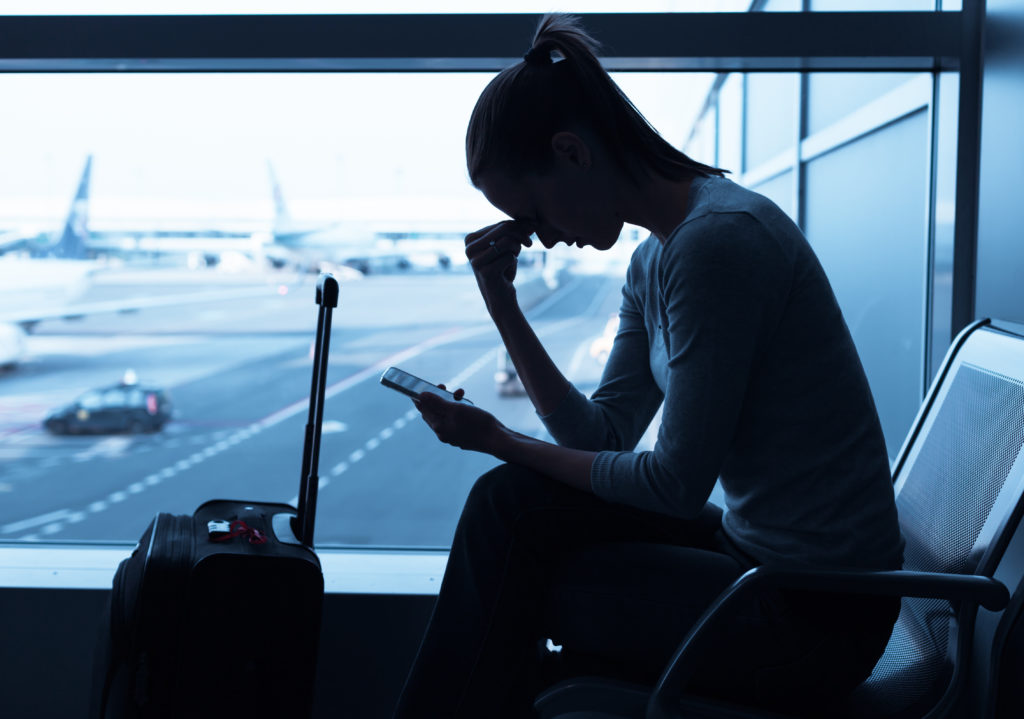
[{"left": 0, "top": 71, "right": 710, "bottom": 548}]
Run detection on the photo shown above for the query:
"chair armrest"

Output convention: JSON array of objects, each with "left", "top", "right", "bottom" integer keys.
[{"left": 646, "top": 566, "right": 1009, "bottom": 719}]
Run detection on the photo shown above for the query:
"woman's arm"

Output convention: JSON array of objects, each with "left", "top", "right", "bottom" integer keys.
[{"left": 464, "top": 220, "right": 572, "bottom": 416}]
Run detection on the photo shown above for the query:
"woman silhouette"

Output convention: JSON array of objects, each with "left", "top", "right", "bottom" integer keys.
[{"left": 395, "top": 13, "right": 903, "bottom": 719}]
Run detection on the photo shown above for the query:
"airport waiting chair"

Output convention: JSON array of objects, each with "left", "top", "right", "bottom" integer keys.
[{"left": 535, "top": 318, "right": 1024, "bottom": 719}]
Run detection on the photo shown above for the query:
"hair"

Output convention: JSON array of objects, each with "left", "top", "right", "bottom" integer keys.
[{"left": 466, "top": 13, "right": 726, "bottom": 187}]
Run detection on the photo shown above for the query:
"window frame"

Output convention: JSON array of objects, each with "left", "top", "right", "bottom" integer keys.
[{"left": 0, "top": 7, "right": 983, "bottom": 593}]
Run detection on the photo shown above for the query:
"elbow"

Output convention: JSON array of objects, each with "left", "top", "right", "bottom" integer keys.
[{"left": 639, "top": 452, "right": 710, "bottom": 519}]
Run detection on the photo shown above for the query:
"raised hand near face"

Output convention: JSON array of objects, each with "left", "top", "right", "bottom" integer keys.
[{"left": 464, "top": 220, "right": 535, "bottom": 318}]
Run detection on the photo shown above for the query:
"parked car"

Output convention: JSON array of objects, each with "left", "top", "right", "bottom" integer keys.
[{"left": 43, "top": 379, "right": 173, "bottom": 435}]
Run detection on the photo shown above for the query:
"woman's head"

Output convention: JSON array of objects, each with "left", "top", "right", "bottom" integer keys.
[{"left": 466, "top": 13, "right": 724, "bottom": 189}]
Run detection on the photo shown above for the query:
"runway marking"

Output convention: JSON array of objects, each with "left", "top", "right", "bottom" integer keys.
[
  {"left": 1, "top": 509, "right": 72, "bottom": 535},
  {"left": 4, "top": 314, "right": 563, "bottom": 540}
]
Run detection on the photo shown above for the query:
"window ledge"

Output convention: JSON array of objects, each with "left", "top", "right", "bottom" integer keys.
[{"left": 0, "top": 544, "right": 447, "bottom": 595}]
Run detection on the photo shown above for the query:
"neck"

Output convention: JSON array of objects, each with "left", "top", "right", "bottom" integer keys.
[{"left": 621, "top": 171, "right": 697, "bottom": 243}]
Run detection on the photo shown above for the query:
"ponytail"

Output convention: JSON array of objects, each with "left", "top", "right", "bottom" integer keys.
[{"left": 466, "top": 13, "right": 725, "bottom": 186}]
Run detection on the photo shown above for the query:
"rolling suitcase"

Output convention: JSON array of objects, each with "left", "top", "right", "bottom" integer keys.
[{"left": 90, "top": 273, "right": 340, "bottom": 719}]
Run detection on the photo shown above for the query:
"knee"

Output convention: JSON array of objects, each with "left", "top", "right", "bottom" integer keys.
[{"left": 463, "top": 463, "right": 549, "bottom": 523}]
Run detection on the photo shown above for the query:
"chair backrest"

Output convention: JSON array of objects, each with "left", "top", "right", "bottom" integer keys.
[{"left": 848, "top": 320, "right": 1024, "bottom": 718}]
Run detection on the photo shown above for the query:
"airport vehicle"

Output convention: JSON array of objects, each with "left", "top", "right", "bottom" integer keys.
[
  {"left": 588, "top": 314, "right": 620, "bottom": 365},
  {"left": 43, "top": 378, "right": 173, "bottom": 435}
]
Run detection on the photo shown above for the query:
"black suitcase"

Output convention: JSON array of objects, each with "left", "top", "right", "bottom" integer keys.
[{"left": 90, "top": 273, "right": 340, "bottom": 719}]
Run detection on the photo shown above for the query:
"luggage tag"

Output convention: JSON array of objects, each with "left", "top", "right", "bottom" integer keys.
[
  {"left": 207, "top": 519, "right": 232, "bottom": 538},
  {"left": 208, "top": 518, "right": 267, "bottom": 545}
]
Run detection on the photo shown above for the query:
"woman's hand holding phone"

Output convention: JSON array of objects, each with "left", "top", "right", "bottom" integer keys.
[{"left": 415, "top": 386, "right": 506, "bottom": 456}]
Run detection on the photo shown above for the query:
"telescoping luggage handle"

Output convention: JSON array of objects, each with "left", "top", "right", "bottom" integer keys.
[{"left": 294, "top": 273, "right": 339, "bottom": 547}]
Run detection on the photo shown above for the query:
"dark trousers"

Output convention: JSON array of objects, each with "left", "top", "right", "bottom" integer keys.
[{"left": 393, "top": 464, "right": 898, "bottom": 718}]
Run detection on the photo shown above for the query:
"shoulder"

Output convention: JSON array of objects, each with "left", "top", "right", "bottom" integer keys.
[{"left": 662, "top": 177, "right": 801, "bottom": 272}]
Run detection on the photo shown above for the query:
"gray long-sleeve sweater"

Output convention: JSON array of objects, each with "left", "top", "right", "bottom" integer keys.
[{"left": 540, "top": 175, "right": 904, "bottom": 571}]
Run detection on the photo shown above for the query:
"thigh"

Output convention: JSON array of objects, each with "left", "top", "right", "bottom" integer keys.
[{"left": 458, "top": 462, "right": 725, "bottom": 555}]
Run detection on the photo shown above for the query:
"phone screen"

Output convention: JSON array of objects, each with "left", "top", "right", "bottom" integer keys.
[{"left": 379, "top": 367, "right": 471, "bottom": 404}]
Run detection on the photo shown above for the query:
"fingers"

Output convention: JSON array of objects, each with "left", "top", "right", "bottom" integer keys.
[{"left": 465, "top": 221, "right": 535, "bottom": 265}]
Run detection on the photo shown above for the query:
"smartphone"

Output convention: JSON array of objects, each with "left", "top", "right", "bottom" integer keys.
[{"left": 379, "top": 367, "right": 472, "bottom": 404}]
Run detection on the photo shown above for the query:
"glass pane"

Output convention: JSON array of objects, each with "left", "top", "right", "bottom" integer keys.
[
  {"left": 0, "top": 71, "right": 711, "bottom": 548},
  {"left": 806, "top": 73, "right": 919, "bottom": 136},
  {"left": 716, "top": 74, "right": 744, "bottom": 176},
  {"left": 743, "top": 73, "right": 799, "bottom": 171},
  {"left": 929, "top": 73, "right": 957, "bottom": 381},
  {"left": 760, "top": 0, "right": 803, "bottom": 9},
  {"left": 802, "top": 110, "right": 930, "bottom": 460},
  {"left": 809, "top": 0, "right": 935, "bottom": 8}
]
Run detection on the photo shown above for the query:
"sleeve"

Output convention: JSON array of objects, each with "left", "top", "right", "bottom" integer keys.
[
  {"left": 539, "top": 264, "right": 665, "bottom": 452},
  {"left": 590, "top": 212, "right": 793, "bottom": 518}
]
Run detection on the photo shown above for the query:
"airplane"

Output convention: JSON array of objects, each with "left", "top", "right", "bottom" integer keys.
[
  {"left": 264, "top": 162, "right": 457, "bottom": 276},
  {"left": 0, "top": 156, "right": 280, "bottom": 369}
]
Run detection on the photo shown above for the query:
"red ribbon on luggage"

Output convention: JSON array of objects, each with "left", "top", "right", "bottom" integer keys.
[{"left": 211, "top": 519, "right": 268, "bottom": 545}]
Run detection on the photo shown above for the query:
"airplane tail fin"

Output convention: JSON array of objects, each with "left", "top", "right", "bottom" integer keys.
[
  {"left": 267, "top": 160, "right": 293, "bottom": 238},
  {"left": 54, "top": 155, "right": 92, "bottom": 259}
]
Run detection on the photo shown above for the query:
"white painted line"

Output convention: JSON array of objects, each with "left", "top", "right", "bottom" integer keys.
[
  {"left": 2, "top": 509, "right": 72, "bottom": 535},
  {"left": 41, "top": 523, "right": 62, "bottom": 535},
  {"left": 88, "top": 501, "right": 107, "bottom": 513},
  {"left": 349, "top": 449, "right": 366, "bottom": 463},
  {"left": 128, "top": 482, "right": 145, "bottom": 494},
  {"left": 365, "top": 437, "right": 380, "bottom": 451},
  {"left": 145, "top": 475, "right": 161, "bottom": 486},
  {"left": 380, "top": 427, "right": 394, "bottom": 440},
  {"left": 318, "top": 477, "right": 329, "bottom": 489},
  {"left": 256, "top": 324, "right": 498, "bottom": 432},
  {"left": 394, "top": 417, "right": 407, "bottom": 429},
  {"left": 67, "top": 512, "right": 86, "bottom": 524},
  {"left": 109, "top": 492, "right": 127, "bottom": 504},
  {"left": 157, "top": 468, "right": 176, "bottom": 479},
  {"left": 331, "top": 462, "right": 349, "bottom": 476}
]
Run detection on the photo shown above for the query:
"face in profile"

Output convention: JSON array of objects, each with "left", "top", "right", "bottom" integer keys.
[{"left": 476, "top": 139, "right": 624, "bottom": 252}]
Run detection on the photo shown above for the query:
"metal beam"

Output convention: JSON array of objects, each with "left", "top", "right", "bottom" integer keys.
[{"left": 0, "top": 12, "right": 962, "bottom": 72}]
